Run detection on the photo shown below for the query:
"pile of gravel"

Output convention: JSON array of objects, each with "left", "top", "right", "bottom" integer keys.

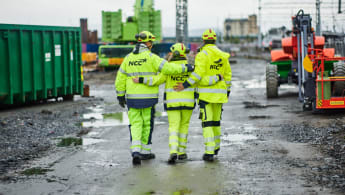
[
  {"left": 0, "top": 104, "right": 91, "bottom": 177},
  {"left": 281, "top": 119, "right": 345, "bottom": 191}
]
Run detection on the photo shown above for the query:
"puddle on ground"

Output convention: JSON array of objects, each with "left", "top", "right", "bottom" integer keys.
[
  {"left": 81, "top": 159, "right": 120, "bottom": 168},
  {"left": 243, "top": 101, "right": 280, "bottom": 109},
  {"left": 83, "top": 111, "right": 129, "bottom": 128},
  {"left": 173, "top": 189, "right": 192, "bottom": 195},
  {"left": 87, "top": 131, "right": 100, "bottom": 136},
  {"left": 82, "top": 107, "right": 167, "bottom": 128},
  {"left": 224, "top": 123, "right": 257, "bottom": 133},
  {"left": 232, "top": 79, "right": 298, "bottom": 89},
  {"left": 249, "top": 115, "right": 272, "bottom": 120},
  {"left": 57, "top": 137, "right": 105, "bottom": 147},
  {"left": 221, "top": 133, "right": 257, "bottom": 146},
  {"left": 82, "top": 138, "right": 106, "bottom": 146},
  {"left": 232, "top": 79, "right": 265, "bottom": 89},
  {"left": 144, "top": 189, "right": 192, "bottom": 195}
]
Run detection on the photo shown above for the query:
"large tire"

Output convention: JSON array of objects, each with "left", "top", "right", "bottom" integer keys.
[
  {"left": 266, "top": 64, "right": 278, "bottom": 98},
  {"left": 333, "top": 61, "right": 345, "bottom": 96}
]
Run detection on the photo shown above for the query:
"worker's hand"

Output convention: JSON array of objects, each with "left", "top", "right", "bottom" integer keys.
[
  {"left": 174, "top": 82, "right": 185, "bottom": 92},
  {"left": 227, "top": 90, "right": 231, "bottom": 98},
  {"left": 185, "top": 64, "right": 194, "bottom": 72},
  {"left": 117, "top": 96, "right": 126, "bottom": 108},
  {"left": 132, "top": 77, "right": 139, "bottom": 83}
]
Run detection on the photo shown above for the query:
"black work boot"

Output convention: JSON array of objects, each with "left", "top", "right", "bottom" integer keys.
[
  {"left": 132, "top": 152, "right": 141, "bottom": 165},
  {"left": 168, "top": 153, "right": 178, "bottom": 164},
  {"left": 202, "top": 154, "right": 214, "bottom": 162},
  {"left": 141, "top": 153, "right": 155, "bottom": 160},
  {"left": 214, "top": 148, "right": 220, "bottom": 155},
  {"left": 178, "top": 153, "right": 188, "bottom": 160}
]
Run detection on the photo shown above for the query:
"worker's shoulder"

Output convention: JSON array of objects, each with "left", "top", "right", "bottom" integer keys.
[
  {"left": 207, "top": 45, "right": 230, "bottom": 59},
  {"left": 148, "top": 51, "right": 159, "bottom": 58}
]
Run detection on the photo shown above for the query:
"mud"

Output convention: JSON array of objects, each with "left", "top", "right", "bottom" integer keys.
[
  {"left": 243, "top": 101, "right": 280, "bottom": 109},
  {"left": 0, "top": 97, "right": 102, "bottom": 178},
  {"left": 0, "top": 57, "right": 345, "bottom": 194}
]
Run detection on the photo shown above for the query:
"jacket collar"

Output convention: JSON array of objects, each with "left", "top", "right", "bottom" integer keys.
[
  {"left": 170, "top": 56, "right": 187, "bottom": 61},
  {"left": 133, "top": 43, "right": 150, "bottom": 54}
]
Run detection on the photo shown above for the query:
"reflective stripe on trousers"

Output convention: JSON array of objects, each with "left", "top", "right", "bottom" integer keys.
[
  {"left": 128, "top": 106, "right": 155, "bottom": 155},
  {"left": 200, "top": 103, "right": 223, "bottom": 154},
  {"left": 167, "top": 110, "right": 193, "bottom": 154}
]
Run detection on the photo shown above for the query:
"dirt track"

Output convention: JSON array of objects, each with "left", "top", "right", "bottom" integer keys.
[{"left": 1, "top": 58, "right": 345, "bottom": 194}]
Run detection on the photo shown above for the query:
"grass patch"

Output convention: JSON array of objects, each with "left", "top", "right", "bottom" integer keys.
[
  {"left": 21, "top": 167, "right": 53, "bottom": 176},
  {"left": 57, "top": 137, "right": 82, "bottom": 147}
]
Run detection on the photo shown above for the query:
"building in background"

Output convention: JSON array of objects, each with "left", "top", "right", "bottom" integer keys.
[
  {"left": 80, "top": 18, "right": 98, "bottom": 44},
  {"left": 224, "top": 15, "right": 258, "bottom": 41}
]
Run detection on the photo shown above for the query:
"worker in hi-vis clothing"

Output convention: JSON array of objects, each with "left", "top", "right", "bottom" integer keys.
[
  {"left": 174, "top": 29, "right": 232, "bottom": 162},
  {"left": 133, "top": 43, "right": 195, "bottom": 164},
  {"left": 115, "top": 31, "right": 194, "bottom": 165}
]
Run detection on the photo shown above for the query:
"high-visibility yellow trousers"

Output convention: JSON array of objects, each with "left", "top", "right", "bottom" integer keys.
[
  {"left": 167, "top": 110, "right": 193, "bottom": 154},
  {"left": 128, "top": 107, "right": 155, "bottom": 155},
  {"left": 199, "top": 102, "right": 222, "bottom": 154}
]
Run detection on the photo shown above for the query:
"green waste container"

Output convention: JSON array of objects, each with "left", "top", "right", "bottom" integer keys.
[{"left": 0, "top": 24, "right": 83, "bottom": 105}]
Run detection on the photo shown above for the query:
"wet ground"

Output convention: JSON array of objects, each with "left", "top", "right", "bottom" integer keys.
[{"left": 1, "top": 58, "right": 345, "bottom": 194}]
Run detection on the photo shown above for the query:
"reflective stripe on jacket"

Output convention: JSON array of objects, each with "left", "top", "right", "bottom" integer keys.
[
  {"left": 164, "top": 59, "right": 195, "bottom": 110},
  {"left": 138, "top": 59, "right": 195, "bottom": 110},
  {"left": 187, "top": 44, "right": 232, "bottom": 103},
  {"left": 115, "top": 44, "right": 188, "bottom": 108}
]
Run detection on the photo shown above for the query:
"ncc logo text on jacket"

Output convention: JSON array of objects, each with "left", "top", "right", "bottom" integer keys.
[
  {"left": 170, "top": 74, "right": 189, "bottom": 81},
  {"left": 210, "top": 58, "right": 223, "bottom": 70},
  {"left": 129, "top": 58, "right": 147, "bottom": 66}
]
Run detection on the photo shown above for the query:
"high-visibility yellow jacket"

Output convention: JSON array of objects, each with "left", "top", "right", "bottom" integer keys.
[
  {"left": 184, "top": 44, "right": 232, "bottom": 103},
  {"left": 115, "top": 44, "right": 189, "bottom": 108},
  {"left": 139, "top": 58, "right": 195, "bottom": 110}
]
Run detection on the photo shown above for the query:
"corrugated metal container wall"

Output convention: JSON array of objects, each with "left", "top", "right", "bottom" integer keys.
[{"left": 0, "top": 24, "right": 83, "bottom": 105}]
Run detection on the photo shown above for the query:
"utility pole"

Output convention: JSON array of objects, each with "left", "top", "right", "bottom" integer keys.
[
  {"left": 258, "top": 0, "right": 262, "bottom": 48},
  {"left": 339, "top": 0, "right": 342, "bottom": 14},
  {"left": 316, "top": 0, "right": 321, "bottom": 35},
  {"left": 176, "top": 0, "right": 188, "bottom": 44}
]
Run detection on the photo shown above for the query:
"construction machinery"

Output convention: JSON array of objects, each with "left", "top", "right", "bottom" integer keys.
[
  {"left": 98, "top": 45, "right": 135, "bottom": 68},
  {"left": 266, "top": 10, "right": 345, "bottom": 111},
  {"left": 102, "top": 0, "right": 161, "bottom": 43}
]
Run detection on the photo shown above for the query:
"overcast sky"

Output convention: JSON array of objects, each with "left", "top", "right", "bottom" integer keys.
[{"left": 0, "top": 0, "right": 344, "bottom": 37}]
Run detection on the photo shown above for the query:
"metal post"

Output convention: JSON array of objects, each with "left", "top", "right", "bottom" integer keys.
[
  {"left": 176, "top": 0, "right": 188, "bottom": 44},
  {"left": 301, "top": 31, "right": 305, "bottom": 83},
  {"left": 297, "top": 33, "right": 303, "bottom": 102},
  {"left": 316, "top": 0, "right": 321, "bottom": 36},
  {"left": 310, "top": 30, "right": 315, "bottom": 78},
  {"left": 258, "top": 0, "right": 262, "bottom": 48},
  {"left": 339, "top": 0, "right": 342, "bottom": 14}
]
